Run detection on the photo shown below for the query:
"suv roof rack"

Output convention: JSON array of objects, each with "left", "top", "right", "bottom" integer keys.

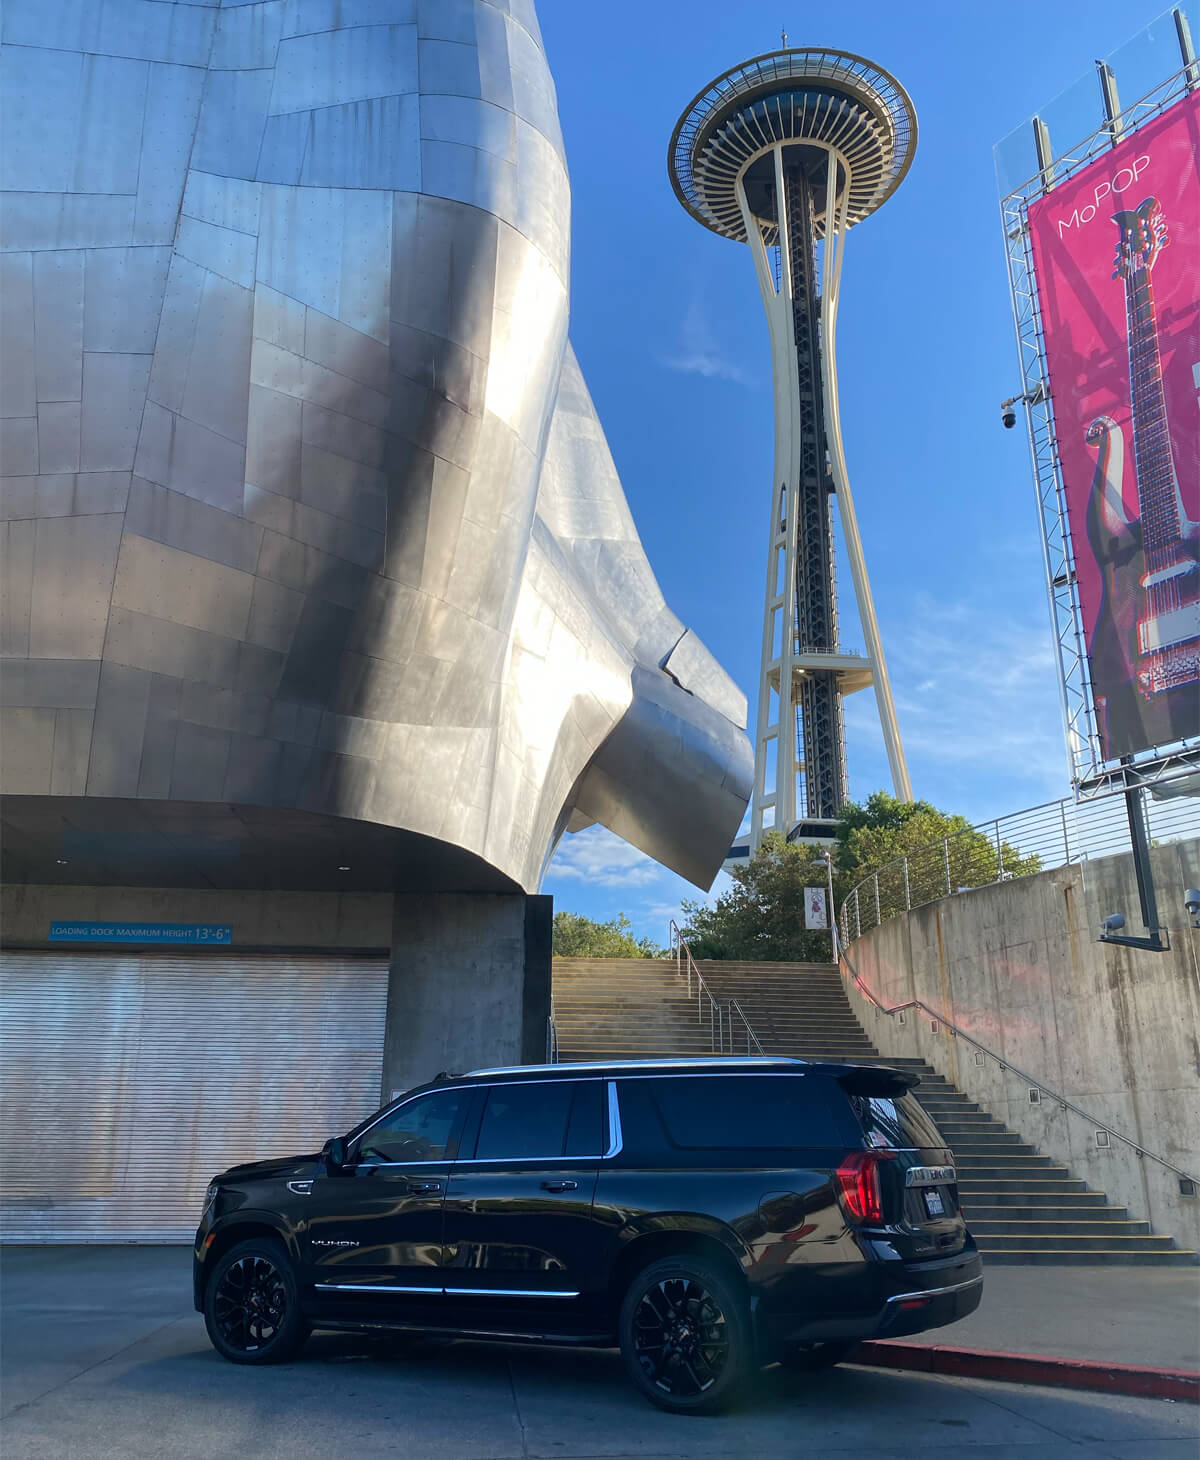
[{"left": 464, "top": 1056, "right": 809, "bottom": 1077}]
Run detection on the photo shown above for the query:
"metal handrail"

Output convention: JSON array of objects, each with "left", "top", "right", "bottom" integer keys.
[
  {"left": 725, "top": 998, "right": 766, "bottom": 1056},
  {"left": 669, "top": 920, "right": 723, "bottom": 1051},
  {"left": 838, "top": 790, "right": 1200, "bottom": 945},
  {"left": 833, "top": 925, "right": 1198, "bottom": 1184}
]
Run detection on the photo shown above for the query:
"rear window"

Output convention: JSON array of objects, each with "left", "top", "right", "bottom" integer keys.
[
  {"left": 647, "top": 1074, "right": 845, "bottom": 1150},
  {"left": 849, "top": 1092, "right": 945, "bottom": 1151}
]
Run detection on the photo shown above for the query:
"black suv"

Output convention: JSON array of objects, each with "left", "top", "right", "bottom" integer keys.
[{"left": 195, "top": 1057, "right": 982, "bottom": 1413}]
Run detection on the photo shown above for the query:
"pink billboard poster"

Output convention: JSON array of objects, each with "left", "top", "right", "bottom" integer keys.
[{"left": 1028, "top": 90, "right": 1199, "bottom": 763}]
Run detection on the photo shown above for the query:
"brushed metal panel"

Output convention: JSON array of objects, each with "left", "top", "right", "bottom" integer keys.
[
  {"left": 0, "top": 194, "right": 135, "bottom": 253},
  {"left": 33, "top": 252, "right": 83, "bottom": 403},
  {"left": 251, "top": 338, "right": 391, "bottom": 431},
  {"left": 136, "top": 672, "right": 182, "bottom": 798},
  {"left": 299, "top": 443, "right": 386, "bottom": 529},
  {"left": 104, "top": 606, "right": 241, "bottom": 690},
  {"left": 91, "top": 0, "right": 215, "bottom": 66},
  {"left": 29, "top": 513, "right": 123, "bottom": 660},
  {"left": 125, "top": 477, "right": 263, "bottom": 575},
  {"left": 301, "top": 398, "right": 387, "bottom": 470},
  {"left": 417, "top": 38, "right": 481, "bottom": 99},
  {"left": 0, "top": 708, "right": 55, "bottom": 792},
  {"left": 192, "top": 68, "right": 274, "bottom": 180},
  {"left": 474, "top": 2, "right": 514, "bottom": 113},
  {"left": 36, "top": 402, "right": 81, "bottom": 474},
  {"left": 1, "top": 418, "right": 39, "bottom": 476},
  {"left": 285, "top": 0, "right": 415, "bottom": 38},
  {"left": 85, "top": 660, "right": 152, "bottom": 796},
  {"left": 110, "top": 533, "right": 255, "bottom": 642},
  {"left": 663, "top": 629, "right": 749, "bottom": 731},
  {"left": 179, "top": 681, "right": 271, "bottom": 738},
  {"left": 507, "top": 17, "right": 563, "bottom": 155},
  {"left": 0, "top": 519, "right": 35, "bottom": 656},
  {"left": 0, "top": 46, "right": 81, "bottom": 193},
  {"left": 175, "top": 215, "right": 257, "bottom": 289},
  {"left": 210, "top": 0, "right": 286, "bottom": 71},
  {"left": 133, "top": 63, "right": 206, "bottom": 245},
  {"left": 419, "top": 94, "right": 515, "bottom": 161},
  {"left": 182, "top": 271, "right": 254, "bottom": 443},
  {"left": 245, "top": 384, "right": 303, "bottom": 499},
  {"left": 170, "top": 721, "right": 232, "bottom": 800},
  {"left": 291, "top": 498, "right": 385, "bottom": 571},
  {"left": 300, "top": 94, "right": 421, "bottom": 191},
  {"left": 0, "top": 658, "right": 100, "bottom": 709},
  {"left": 49, "top": 707, "right": 94, "bottom": 794},
  {"left": 70, "top": 54, "right": 149, "bottom": 195},
  {"left": 134, "top": 402, "right": 246, "bottom": 513},
  {"left": 255, "top": 109, "right": 310, "bottom": 187},
  {"left": 416, "top": 0, "right": 476, "bottom": 44},
  {"left": 83, "top": 247, "right": 172, "bottom": 354},
  {"left": 270, "top": 25, "right": 418, "bottom": 114},
  {"left": 79, "top": 353, "right": 152, "bottom": 472},
  {"left": 234, "top": 641, "right": 286, "bottom": 698},
  {"left": 303, "top": 308, "right": 389, "bottom": 393},
  {"left": 222, "top": 731, "right": 283, "bottom": 801},
  {"left": 318, "top": 708, "right": 389, "bottom": 761},
  {"left": 420, "top": 140, "right": 517, "bottom": 227},
  {"left": 181, "top": 170, "right": 261, "bottom": 237},
  {"left": 0, "top": 253, "right": 36, "bottom": 417},
  {"left": 146, "top": 255, "right": 207, "bottom": 415},
  {"left": 253, "top": 286, "right": 306, "bottom": 356},
  {"left": 246, "top": 575, "right": 304, "bottom": 653}
]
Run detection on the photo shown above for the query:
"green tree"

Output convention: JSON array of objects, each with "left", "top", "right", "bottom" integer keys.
[
  {"left": 834, "top": 791, "right": 1042, "bottom": 925},
  {"left": 552, "top": 911, "right": 663, "bottom": 958},
  {"left": 678, "top": 831, "right": 832, "bottom": 961}
]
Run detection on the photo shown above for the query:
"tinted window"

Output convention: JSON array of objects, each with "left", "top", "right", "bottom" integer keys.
[
  {"left": 850, "top": 1092, "right": 946, "bottom": 1151},
  {"left": 356, "top": 1088, "right": 470, "bottom": 1163},
  {"left": 649, "top": 1075, "right": 844, "bottom": 1149},
  {"left": 565, "top": 1081, "right": 604, "bottom": 1157},
  {"left": 475, "top": 1081, "right": 574, "bottom": 1160}
]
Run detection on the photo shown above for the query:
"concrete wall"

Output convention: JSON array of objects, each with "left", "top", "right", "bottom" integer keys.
[{"left": 843, "top": 839, "right": 1200, "bottom": 1252}]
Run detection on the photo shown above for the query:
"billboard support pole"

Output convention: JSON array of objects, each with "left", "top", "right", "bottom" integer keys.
[
  {"left": 1175, "top": 9, "right": 1199, "bottom": 91},
  {"left": 1032, "top": 116, "right": 1054, "bottom": 193},
  {"left": 1097, "top": 60, "right": 1124, "bottom": 145},
  {"left": 1101, "top": 767, "right": 1167, "bottom": 953}
]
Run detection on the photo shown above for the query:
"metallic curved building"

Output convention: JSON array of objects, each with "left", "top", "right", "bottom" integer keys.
[
  {"left": 0, "top": 1, "right": 752, "bottom": 896},
  {"left": 670, "top": 50, "right": 915, "bottom": 847}
]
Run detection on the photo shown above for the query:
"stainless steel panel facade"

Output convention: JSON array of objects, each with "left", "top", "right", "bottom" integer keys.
[
  {"left": 0, "top": 0, "right": 752, "bottom": 895},
  {"left": 0, "top": 953, "right": 388, "bottom": 1241}
]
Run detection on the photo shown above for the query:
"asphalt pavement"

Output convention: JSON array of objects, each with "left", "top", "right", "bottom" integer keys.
[{"left": 1, "top": 1247, "right": 1196, "bottom": 1460}]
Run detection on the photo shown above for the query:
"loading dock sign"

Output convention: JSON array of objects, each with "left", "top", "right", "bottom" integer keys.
[{"left": 49, "top": 922, "right": 233, "bottom": 945}]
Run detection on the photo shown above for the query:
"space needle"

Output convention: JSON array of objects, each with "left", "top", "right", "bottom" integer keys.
[{"left": 669, "top": 47, "right": 916, "bottom": 848}]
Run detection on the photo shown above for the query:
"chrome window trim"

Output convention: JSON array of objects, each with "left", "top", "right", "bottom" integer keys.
[
  {"left": 605, "top": 1081, "right": 623, "bottom": 1159},
  {"left": 314, "top": 1283, "right": 580, "bottom": 1300},
  {"left": 884, "top": 1276, "right": 982, "bottom": 1306},
  {"left": 314, "top": 1283, "right": 442, "bottom": 1295}
]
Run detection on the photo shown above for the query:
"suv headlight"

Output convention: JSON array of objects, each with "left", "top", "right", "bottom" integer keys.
[{"left": 203, "top": 1183, "right": 220, "bottom": 1210}]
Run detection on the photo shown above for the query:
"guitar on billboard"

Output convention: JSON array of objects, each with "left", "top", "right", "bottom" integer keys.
[{"left": 1084, "top": 196, "right": 1199, "bottom": 754}]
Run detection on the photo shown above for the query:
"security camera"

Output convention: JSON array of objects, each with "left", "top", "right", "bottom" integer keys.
[
  {"left": 1185, "top": 889, "right": 1200, "bottom": 927},
  {"left": 1101, "top": 912, "right": 1126, "bottom": 935},
  {"left": 1001, "top": 404, "right": 1017, "bottom": 429}
]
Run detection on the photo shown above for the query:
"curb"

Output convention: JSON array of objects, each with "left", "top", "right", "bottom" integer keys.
[{"left": 850, "top": 1340, "right": 1200, "bottom": 1403}]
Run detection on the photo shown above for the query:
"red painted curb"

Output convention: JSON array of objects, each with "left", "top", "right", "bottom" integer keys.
[{"left": 850, "top": 1340, "right": 1200, "bottom": 1403}]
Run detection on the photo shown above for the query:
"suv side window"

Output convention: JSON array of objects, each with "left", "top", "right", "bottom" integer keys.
[
  {"left": 355, "top": 1088, "right": 472, "bottom": 1164},
  {"left": 850, "top": 1092, "right": 946, "bottom": 1151},
  {"left": 474, "top": 1081, "right": 577, "bottom": 1160},
  {"left": 649, "top": 1074, "right": 845, "bottom": 1149}
]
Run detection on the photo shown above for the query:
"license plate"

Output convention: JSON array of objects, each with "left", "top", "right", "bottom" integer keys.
[{"left": 923, "top": 1188, "right": 945, "bottom": 1217}]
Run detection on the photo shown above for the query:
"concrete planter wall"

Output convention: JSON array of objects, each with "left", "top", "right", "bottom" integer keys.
[{"left": 843, "top": 838, "right": 1200, "bottom": 1255}]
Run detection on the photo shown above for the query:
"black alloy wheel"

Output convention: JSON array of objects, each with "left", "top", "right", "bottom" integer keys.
[
  {"left": 618, "top": 1255, "right": 751, "bottom": 1414},
  {"left": 204, "top": 1237, "right": 309, "bottom": 1365},
  {"left": 776, "top": 1339, "right": 855, "bottom": 1373}
]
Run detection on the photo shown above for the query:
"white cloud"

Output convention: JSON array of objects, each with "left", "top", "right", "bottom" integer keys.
[
  {"left": 548, "top": 826, "right": 663, "bottom": 888},
  {"left": 660, "top": 297, "right": 753, "bottom": 385}
]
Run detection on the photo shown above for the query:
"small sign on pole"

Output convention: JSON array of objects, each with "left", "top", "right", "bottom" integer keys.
[{"left": 804, "top": 887, "right": 828, "bottom": 930}]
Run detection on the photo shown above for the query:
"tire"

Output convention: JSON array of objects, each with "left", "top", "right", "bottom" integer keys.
[
  {"left": 203, "top": 1237, "right": 310, "bottom": 1365},
  {"left": 776, "top": 1340, "right": 854, "bottom": 1373},
  {"left": 618, "top": 1254, "right": 752, "bottom": 1415}
]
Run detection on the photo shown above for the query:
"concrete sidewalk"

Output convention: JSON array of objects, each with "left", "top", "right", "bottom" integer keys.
[{"left": 898, "top": 1265, "right": 1200, "bottom": 1372}]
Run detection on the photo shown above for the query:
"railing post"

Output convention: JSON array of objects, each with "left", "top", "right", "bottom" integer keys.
[
  {"left": 873, "top": 871, "right": 881, "bottom": 927},
  {"left": 1060, "top": 800, "right": 1071, "bottom": 863},
  {"left": 903, "top": 856, "right": 911, "bottom": 910},
  {"left": 943, "top": 837, "right": 951, "bottom": 896},
  {"left": 994, "top": 821, "right": 1004, "bottom": 880},
  {"left": 854, "top": 886, "right": 861, "bottom": 940}
]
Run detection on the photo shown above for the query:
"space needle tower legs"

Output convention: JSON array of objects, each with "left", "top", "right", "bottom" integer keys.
[{"left": 670, "top": 50, "right": 917, "bottom": 847}]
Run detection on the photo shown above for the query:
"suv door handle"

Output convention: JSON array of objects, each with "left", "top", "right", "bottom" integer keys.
[
  {"left": 408, "top": 1180, "right": 442, "bottom": 1195},
  {"left": 541, "top": 1179, "right": 578, "bottom": 1193}
]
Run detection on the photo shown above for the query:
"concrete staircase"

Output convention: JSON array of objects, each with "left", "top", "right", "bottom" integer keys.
[{"left": 552, "top": 957, "right": 1194, "bottom": 1265}]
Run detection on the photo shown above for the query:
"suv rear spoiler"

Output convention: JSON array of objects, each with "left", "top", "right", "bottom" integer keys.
[{"left": 835, "top": 1067, "right": 920, "bottom": 1097}]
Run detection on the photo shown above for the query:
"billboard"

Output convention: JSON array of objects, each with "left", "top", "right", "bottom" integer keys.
[{"left": 1028, "top": 89, "right": 1199, "bottom": 764}]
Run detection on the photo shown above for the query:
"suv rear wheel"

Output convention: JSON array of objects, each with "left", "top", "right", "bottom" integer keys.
[
  {"left": 618, "top": 1254, "right": 751, "bottom": 1414},
  {"left": 204, "top": 1237, "right": 310, "bottom": 1365}
]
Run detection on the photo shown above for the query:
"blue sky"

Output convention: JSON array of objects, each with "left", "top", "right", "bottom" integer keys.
[{"left": 537, "top": 1, "right": 1176, "bottom": 939}]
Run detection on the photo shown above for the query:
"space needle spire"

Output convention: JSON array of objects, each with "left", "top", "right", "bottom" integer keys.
[{"left": 669, "top": 49, "right": 916, "bottom": 847}]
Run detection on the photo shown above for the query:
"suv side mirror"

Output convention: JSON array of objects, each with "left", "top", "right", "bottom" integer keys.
[{"left": 325, "top": 1137, "right": 347, "bottom": 1171}]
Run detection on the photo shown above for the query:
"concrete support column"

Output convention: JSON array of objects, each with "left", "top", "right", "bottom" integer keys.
[{"left": 382, "top": 892, "right": 553, "bottom": 1099}]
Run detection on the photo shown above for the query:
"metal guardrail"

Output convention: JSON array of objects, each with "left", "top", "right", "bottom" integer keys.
[
  {"left": 725, "top": 998, "right": 766, "bottom": 1056},
  {"left": 834, "top": 925, "right": 1197, "bottom": 1185},
  {"left": 839, "top": 790, "right": 1200, "bottom": 944},
  {"left": 669, "top": 920, "right": 723, "bottom": 1051}
]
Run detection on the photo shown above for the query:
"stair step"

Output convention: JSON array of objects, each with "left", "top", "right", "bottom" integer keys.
[
  {"left": 960, "top": 1192, "right": 1110, "bottom": 1208},
  {"left": 959, "top": 1180, "right": 1089, "bottom": 1194},
  {"left": 978, "top": 1250, "right": 1198, "bottom": 1266},
  {"left": 979, "top": 1233, "right": 1179, "bottom": 1251},
  {"left": 970, "top": 1220, "right": 1151, "bottom": 1237}
]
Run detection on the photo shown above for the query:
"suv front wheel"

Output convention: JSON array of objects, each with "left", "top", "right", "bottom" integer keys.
[
  {"left": 618, "top": 1254, "right": 751, "bottom": 1414},
  {"left": 204, "top": 1236, "right": 310, "bottom": 1365}
]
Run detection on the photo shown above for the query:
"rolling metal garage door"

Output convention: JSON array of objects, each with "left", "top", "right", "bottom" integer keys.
[{"left": 0, "top": 953, "right": 388, "bottom": 1242}]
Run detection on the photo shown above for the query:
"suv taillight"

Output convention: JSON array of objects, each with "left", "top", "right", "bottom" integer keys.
[{"left": 835, "top": 1150, "right": 896, "bottom": 1226}]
